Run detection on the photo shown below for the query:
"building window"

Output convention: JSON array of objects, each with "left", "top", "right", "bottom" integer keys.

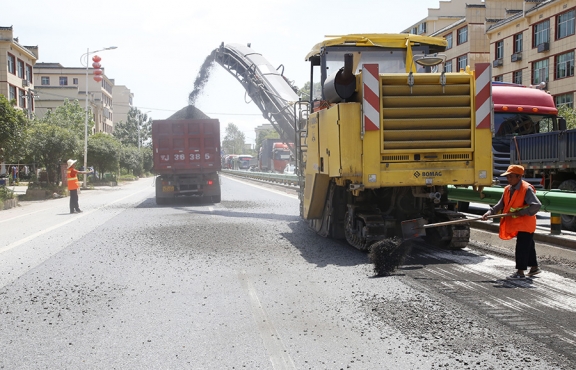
[
  {"left": 495, "top": 40, "right": 504, "bottom": 60},
  {"left": 445, "top": 33, "right": 453, "bottom": 50},
  {"left": 41, "top": 76, "right": 50, "bottom": 85},
  {"left": 556, "top": 51, "right": 575, "bottom": 79},
  {"left": 513, "top": 33, "right": 523, "bottom": 53},
  {"left": 7, "top": 53, "right": 15, "bottom": 74},
  {"left": 445, "top": 59, "right": 453, "bottom": 72},
  {"left": 59, "top": 76, "right": 68, "bottom": 86},
  {"left": 457, "top": 26, "right": 468, "bottom": 45},
  {"left": 532, "top": 59, "right": 549, "bottom": 84},
  {"left": 555, "top": 93, "right": 574, "bottom": 108},
  {"left": 73, "top": 78, "right": 79, "bottom": 85},
  {"left": 457, "top": 54, "right": 468, "bottom": 71},
  {"left": 513, "top": 70, "right": 523, "bottom": 85},
  {"left": 9, "top": 85, "right": 16, "bottom": 101},
  {"left": 418, "top": 22, "right": 426, "bottom": 34},
  {"left": 557, "top": 9, "right": 575, "bottom": 40},
  {"left": 17, "top": 59, "right": 24, "bottom": 78},
  {"left": 494, "top": 75, "right": 503, "bottom": 82},
  {"left": 25, "top": 65, "right": 33, "bottom": 82},
  {"left": 18, "top": 89, "right": 26, "bottom": 108},
  {"left": 412, "top": 27, "right": 417, "bottom": 34},
  {"left": 533, "top": 19, "right": 550, "bottom": 47}
]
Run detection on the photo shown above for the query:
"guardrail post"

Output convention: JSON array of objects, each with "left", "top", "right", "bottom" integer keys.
[{"left": 550, "top": 213, "right": 562, "bottom": 235}]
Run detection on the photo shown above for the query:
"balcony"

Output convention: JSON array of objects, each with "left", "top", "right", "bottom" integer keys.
[
  {"left": 511, "top": 53, "right": 522, "bottom": 62},
  {"left": 492, "top": 59, "right": 503, "bottom": 68}
]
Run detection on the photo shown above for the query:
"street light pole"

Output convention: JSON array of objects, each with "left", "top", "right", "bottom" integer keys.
[{"left": 81, "top": 46, "right": 117, "bottom": 188}]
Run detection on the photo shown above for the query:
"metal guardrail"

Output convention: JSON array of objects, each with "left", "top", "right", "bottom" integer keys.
[{"left": 221, "top": 169, "right": 299, "bottom": 186}]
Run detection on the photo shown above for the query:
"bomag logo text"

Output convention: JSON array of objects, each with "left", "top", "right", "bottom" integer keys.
[{"left": 414, "top": 171, "right": 442, "bottom": 178}]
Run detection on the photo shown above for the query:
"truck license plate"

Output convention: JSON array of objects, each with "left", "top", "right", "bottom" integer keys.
[{"left": 162, "top": 186, "right": 174, "bottom": 192}]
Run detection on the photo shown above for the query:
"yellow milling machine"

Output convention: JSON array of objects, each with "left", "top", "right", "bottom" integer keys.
[{"left": 296, "top": 34, "right": 493, "bottom": 250}]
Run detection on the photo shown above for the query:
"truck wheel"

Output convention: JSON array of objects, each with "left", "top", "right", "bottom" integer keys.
[
  {"left": 212, "top": 194, "right": 221, "bottom": 203},
  {"left": 559, "top": 179, "right": 576, "bottom": 231}
]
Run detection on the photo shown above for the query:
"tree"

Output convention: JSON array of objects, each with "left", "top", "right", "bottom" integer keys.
[
  {"left": 255, "top": 128, "right": 279, "bottom": 152},
  {"left": 222, "top": 123, "right": 246, "bottom": 155},
  {"left": 88, "top": 133, "right": 121, "bottom": 177},
  {"left": 558, "top": 105, "right": 576, "bottom": 130},
  {"left": 298, "top": 81, "right": 322, "bottom": 101},
  {"left": 119, "top": 145, "right": 142, "bottom": 176},
  {"left": 113, "top": 107, "right": 152, "bottom": 148},
  {"left": 27, "top": 123, "right": 79, "bottom": 184},
  {"left": 0, "top": 94, "right": 28, "bottom": 163},
  {"left": 142, "top": 146, "right": 153, "bottom": 174},
  {"left": 40, "top": 99, "right": 92, "bottom": 138}
]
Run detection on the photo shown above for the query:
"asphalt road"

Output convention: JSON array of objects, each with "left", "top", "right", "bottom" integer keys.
[{"left": 1, "top": 176, "right": 575, "bottom": 369}]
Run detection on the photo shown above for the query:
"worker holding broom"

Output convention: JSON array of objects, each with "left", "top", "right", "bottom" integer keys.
[{"left": 482, "top": 165, "right": 542, "bottom": 280}]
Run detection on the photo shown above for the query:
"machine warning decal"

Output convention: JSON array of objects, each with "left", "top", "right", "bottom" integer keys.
[{"left": 414, "top": 171, "right": 442, "bottom": 178}]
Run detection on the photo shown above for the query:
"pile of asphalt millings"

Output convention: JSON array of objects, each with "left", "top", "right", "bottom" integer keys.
[
  {"left": 369, "top": 237, "right": 418, "bottom": 276},
  {"left": 167, "top": 105, "right": 210, "bottom": 120}
]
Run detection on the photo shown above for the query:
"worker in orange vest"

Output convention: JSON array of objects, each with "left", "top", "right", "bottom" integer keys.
[
  {"left": 482, "top": 165, "right": 542, "bottom": 280},
  {"left": 66, "top": 159, "right": 92, "bottom": 214}
]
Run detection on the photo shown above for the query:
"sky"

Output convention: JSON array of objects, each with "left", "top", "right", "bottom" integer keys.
[{"left": 2, "top": 0, "right": 444, "bottom": 146}]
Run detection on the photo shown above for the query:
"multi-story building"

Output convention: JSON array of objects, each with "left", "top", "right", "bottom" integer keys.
[
  {"left": 112, "top": 84, "right": 133, "bottom": 126},
  {"left": 0, "top": 26, "right": 38, "bottom": 117},
  {"left": 34, "top": 62, "right": 116, "bottom": 133},
  {"left": 486, "top": 0, "right": 575, "bottom": 107}
]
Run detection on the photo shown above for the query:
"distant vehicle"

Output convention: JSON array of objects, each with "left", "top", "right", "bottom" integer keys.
[
  {"left": 284, "top": 163, "right": 296, "bottom": 174},
  {"left": 259, "top": 139, "right": 292, "bottom": 172},
  {"left": 237, "top": 155, "right": 253, "bottom": 170},
  {"left": 152, "top": 119, "right": 221, "bottom": 204}
]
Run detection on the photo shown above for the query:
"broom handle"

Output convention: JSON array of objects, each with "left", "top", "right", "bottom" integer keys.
[{"left": 421, "top": 213, "right": 515, "bottom": 229}]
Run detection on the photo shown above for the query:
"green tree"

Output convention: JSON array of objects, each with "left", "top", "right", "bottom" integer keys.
[
  {"left": 255, "top": 128, "right": 279, "bottom": 152},
  {"left": 558, "top": 105, "right": 576, "bottom": 130},
  {"left": 27, "top": 123, "right": 79, "bottom": 184},
  {"left": 298, "top": 81, "right": 322, "bottom": 100},
  {"left": 41, "top": 99, "right": 93, "bottom": 137},
  {"left": 0, "top": 94, "right": 29, "bottom": 163},
  {"left": 113, "top": 107, "right": 152, "bottom": 148},
  {"left": 88, "top": 133, "right": 121, "bottom": 177},
  {"left": 120, "top": 145, "right": 142, "bottom": 176},
  {"left": 142, "top": 146, "right": 153, "bottom": 174},
  {"left": 222, "top": 123, "right": 246, "bottom": 155}
]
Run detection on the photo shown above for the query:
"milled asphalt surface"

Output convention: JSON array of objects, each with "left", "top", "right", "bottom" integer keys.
[{"left": 0, "top": 177, "right": 575, "bottom": 369}]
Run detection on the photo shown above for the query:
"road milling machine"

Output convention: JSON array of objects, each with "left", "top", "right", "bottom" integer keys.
[
  {"left": 213, "top": 34, "right": 494, "bottom": 250},
  {"left": 298, "top": 34, "right": 494, "bottom": 250}
]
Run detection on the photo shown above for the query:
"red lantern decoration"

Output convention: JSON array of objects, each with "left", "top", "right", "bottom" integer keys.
[
  {"left": 93, "top": 75, "right": 103, "bottom": 82},
  {"left": 93, "top": 69, "right": 103, "bottom": 76},
  {"left": 92, "top": 62, "right": 101, "bottom": 69},
  {"left": 92, "top": 55, "right": 101, "bottom": 63},
  {"left": 92, "top": 55, "right": 104, "bottom": 83}
]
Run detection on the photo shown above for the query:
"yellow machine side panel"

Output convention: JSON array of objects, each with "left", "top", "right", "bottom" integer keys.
[
  {"left": 473, "top": 121, "right": 493, "bottom": 184},
  {"left": 338, "top": 103, "right": 363, "bottom": 180},
  {"left": 303, "top": 173, "right": 331, "bottom": 219},
  {"left": 302, "top": 113, "right": 331, "bottom": 219},
  {"left": 318, "top": 105, "right": 342, "bottom": 177},
  {"left": 363, "top": 129, "right": 381, "bottom": 189}
]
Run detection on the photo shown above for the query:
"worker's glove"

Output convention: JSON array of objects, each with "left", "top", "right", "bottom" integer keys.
[
  {"left": 482, "top": 210, "right": 491, "bottom": 221},
  {"left": 509, "top": 206, "right": 529, "bottom": 218}
]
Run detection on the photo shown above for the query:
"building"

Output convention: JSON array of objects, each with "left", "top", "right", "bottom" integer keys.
[
  {"left": 0, "top": 26, "right": 38, "bottom": 117},
  {"left": 33, "top": 62, "right": 116, "bottom": 133},
  {"left": 486, "top": 0, "right": 575, "bottom": 107},
  {"left": 402, "top": 0, "right": 574, "bottom": 108},
  {"left": 112, "top": 84, "right": 133, "bottom": 125}
]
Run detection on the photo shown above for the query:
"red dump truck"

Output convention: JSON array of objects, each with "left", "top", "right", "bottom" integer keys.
[{"left": 152, "top": 119, "right": 221, "bottom": 204}]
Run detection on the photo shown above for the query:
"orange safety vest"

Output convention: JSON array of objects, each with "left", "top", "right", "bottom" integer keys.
[
  {"left": 67, "top": 168, "right": 79, "bottom": 191},
  {"left": 499, "top": 180, "right": 537, "bottom": 240}
]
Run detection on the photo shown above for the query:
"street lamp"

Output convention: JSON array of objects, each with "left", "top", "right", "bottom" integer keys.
[{"left": 80, "top": 46, "right": 117, "bottom": 187}]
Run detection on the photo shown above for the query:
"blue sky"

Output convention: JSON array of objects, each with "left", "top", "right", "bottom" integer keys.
[{"left": 3, "top": 0, "right": 447, "bottom": 144}]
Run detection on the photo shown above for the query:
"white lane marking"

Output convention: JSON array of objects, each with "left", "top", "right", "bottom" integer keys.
[
  {"left": 223, "top": 175, "right": 298, "bottom": 200},
  {"left": 0, "top": 186, "right": 150, "bottom": 255},
  {"left": 0, "top": 206, "right": 52, "bottom": 224},
  {"left": 238, "top": 270, "right": 296, "bottom": 370}
]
